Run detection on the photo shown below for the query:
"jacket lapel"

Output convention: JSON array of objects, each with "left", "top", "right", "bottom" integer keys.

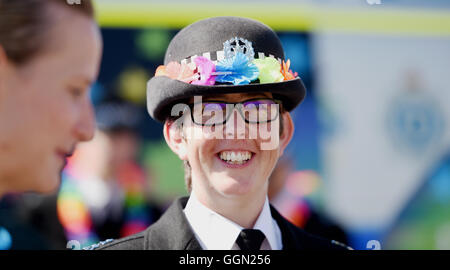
[
  {"left": 143, "top": 196, "right": 203, "bottom": 250},
  {"left": 143, "top": 196, "right": 309, "bottom": 250},
  {"left": 270, "top": 204, "right": 304, "bottom": 250}
]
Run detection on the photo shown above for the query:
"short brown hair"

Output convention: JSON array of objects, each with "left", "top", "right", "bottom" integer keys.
[
  {"left": 167, "top": 104, "right": 286, "bottom": 193},
  {"left": 0, "top": 0, "right": 94, "bottom": 65}
]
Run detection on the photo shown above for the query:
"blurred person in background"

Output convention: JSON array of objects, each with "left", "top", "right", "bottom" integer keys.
[
  {"left": 57, "top": 100, "right": 162, "bottom": 247},
  {"left": 268, "top": 156, "right": 349, "bottom": 245},
  {"left": 0, "top": 0, "right": 101, "bottom": 250}
]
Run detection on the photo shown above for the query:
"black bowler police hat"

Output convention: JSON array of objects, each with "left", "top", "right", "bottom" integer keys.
[{"left": 146, "top": 16, "right": 307, "bottom": 122}]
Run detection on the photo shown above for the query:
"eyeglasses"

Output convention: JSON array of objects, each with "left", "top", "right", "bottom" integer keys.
[{"left": 185, "top": 98, "right": 281, "bottom": 126}]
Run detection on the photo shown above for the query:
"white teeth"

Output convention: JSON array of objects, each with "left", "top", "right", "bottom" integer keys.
[{"left": 219, "top": 150, "right": 252, "bottom": 164}]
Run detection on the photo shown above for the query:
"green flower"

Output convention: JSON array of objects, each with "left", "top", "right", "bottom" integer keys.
[{"left": 253, "top": 57, "right": 284, "bottom": 84}]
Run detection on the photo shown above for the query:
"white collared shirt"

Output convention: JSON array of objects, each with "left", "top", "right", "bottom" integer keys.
[{"left": 183, "top": 191, "right": 283, "bottom": 250}]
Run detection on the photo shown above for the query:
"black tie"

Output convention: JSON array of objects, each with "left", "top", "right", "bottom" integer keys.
[{"left": 236, "top": 229, "right": 266, "bottom": 251}]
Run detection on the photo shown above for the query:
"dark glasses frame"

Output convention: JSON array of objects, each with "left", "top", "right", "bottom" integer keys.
[{"left": 184, "top": 98, "right": 282, "bottom": 126}]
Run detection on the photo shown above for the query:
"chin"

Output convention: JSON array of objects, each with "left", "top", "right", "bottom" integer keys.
[
  {"left": 33, "top": 170, "right": 62, "bottom": 194},
  {"left": 215, "top": 176, "right": 255, "bottom": 197}
]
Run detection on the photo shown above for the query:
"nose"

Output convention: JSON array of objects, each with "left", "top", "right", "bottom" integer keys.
[
  {"left": 225, "top": 108, "right": 248, "bottom": 139},
  {"left": 74, "top": 98, "right": 96, "bottom": 142}
]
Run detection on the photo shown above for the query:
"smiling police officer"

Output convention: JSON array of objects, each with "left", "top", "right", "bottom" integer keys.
[{"left": 86, "top": 16, "right": 352, "bottom": 251}]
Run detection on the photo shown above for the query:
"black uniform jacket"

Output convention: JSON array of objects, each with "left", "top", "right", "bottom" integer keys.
[{"left": 90, "top": 197, "right": 351, "bottom": 250}]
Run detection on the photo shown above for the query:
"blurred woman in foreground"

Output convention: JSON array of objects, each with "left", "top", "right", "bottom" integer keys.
[{"left": 0, "top": 0, "right": 102, "bottom": 197}]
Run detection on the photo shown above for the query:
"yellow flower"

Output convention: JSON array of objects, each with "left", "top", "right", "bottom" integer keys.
[{"left": 253, "top": 57, "right": 284, "bottom": 84}]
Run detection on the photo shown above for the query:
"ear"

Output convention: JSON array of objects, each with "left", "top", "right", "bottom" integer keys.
[
  {"left": 278, "top": 112, "right": 294, "bottom": 158},
  {"left": 163, "top": 120, "right": 188, "bottom": 161},
  {"left": 0, "top": 45, "right": 8, "bottom": 80},
  {"left": 0, "top": 45, "right": 9, "bottom": 96}
]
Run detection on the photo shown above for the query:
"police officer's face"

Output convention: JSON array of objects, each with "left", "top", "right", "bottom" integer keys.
[
  {"left": 165, "top": 92, "right": 294, "bottom": 202},
  {"left": 0, "top": 7, "right": 102, "bottom": 194}
]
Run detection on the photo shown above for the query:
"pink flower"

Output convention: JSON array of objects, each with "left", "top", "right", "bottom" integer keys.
[{"left": 192, "top": 56, "right": 216, "bottom": 85}]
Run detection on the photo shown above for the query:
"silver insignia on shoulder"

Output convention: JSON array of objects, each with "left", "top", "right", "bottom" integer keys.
[
  {"left": 331, "top": 240, "right": 353, "bottom": 250},
  {"left": 82, "top": 239, "right": 114, "bottom": 250}
]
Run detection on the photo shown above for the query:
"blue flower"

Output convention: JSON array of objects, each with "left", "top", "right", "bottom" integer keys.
[{"left": 215, "top": 52, "right": 259, "bottom": 85}]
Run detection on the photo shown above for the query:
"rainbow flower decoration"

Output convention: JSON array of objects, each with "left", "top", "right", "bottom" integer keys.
[
  {"left": 214, "top": 52, "right": 259, "bottom": 85},
  {"left": 281, "top": 59, "right": 298, "bottom": 81},
  {"left": 155, "top": 61, "right": 198, "bottom": 83},
  {"left": 253, "top": 57, "right": 284, "bottom": 84},
  {"left": 192, "top": 56, "right": 216, "bottom": 85},
  {"left": 154, "top": 51, "right": 299, "bottom": 86}
]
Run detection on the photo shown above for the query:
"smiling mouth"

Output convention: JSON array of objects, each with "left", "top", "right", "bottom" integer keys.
[{"left": 217, "top": 150, "right": 254, "bottom": 165}]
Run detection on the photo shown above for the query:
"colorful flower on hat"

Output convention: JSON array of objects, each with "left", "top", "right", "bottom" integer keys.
[
  {"left": 154, "top": 53, "right": 298, "bottom": 86},
  {"left": 155, "top": 61, "right": 198, "bottom": 83},
  {"left": 253, "top": 57, "right": 284, "bottom": 84},
  {"left": 154, "top": 65, "right": 167, "bottom": 77},
  {"left": 281, "top": 59, "right": 298, "bottom": 81},
  {"left": 191, "top": 56, "right": 216, "bottom": 86},
  {"left": 214, "top": 52, "right": 259, "bottom": 85}
]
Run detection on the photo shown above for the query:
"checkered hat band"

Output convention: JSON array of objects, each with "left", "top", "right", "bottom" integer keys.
[{"left": 179, "top": 51, "right": 282, "bottom": 65}]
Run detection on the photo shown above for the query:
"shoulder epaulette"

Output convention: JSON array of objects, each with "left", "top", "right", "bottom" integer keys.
[
  {"left": 331, "top": 240, "right": 353, "bottom": 250},
  {"left": 83, "top": 239, "right": 115, "bottom": 250}
]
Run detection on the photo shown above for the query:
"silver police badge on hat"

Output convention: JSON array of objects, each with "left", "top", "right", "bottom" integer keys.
[{"left": 223, "top": 37, "right": 255, "bottom": 61}]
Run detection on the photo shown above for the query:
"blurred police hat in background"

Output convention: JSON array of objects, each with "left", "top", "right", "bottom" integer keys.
[{"left": 95, "top": 99, "right": 142, "bottom": 133}]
